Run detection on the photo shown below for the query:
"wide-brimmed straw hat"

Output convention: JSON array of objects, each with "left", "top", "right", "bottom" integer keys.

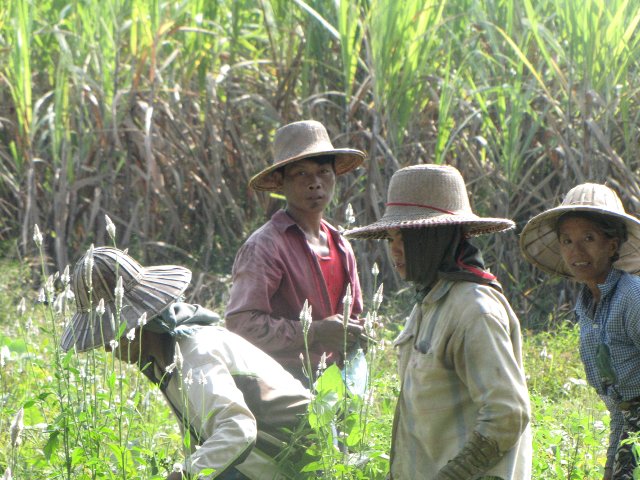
[
  {"left": 345, "top": 164, "right": 514, "bottom": 239},
  {"left": 249, "top": 120, "right": 366, "bottom": 192},
  {"left": 520, "top": 183, "right": 640, "bottom": 277},
  {"left": 61, "top": 247, "right": 192, "bottom": 352}
]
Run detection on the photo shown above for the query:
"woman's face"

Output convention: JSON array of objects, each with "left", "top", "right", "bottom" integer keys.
[
  {"left": 387, "top": 228, "right": 406, "bottom": 279},
  {"left": 558, "top": 216, "right": 619, "bottom": 287}
]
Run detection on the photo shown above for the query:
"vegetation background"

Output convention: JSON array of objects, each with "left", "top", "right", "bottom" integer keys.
[{"left": 1, "top": 0, "right": 640, "bottom": 478}]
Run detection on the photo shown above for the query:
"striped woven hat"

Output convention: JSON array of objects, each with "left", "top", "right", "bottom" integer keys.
[
  {"left": 520, "top": 183, "right": 640, "bottom": 277},
  {"left": 345, "top": 164, "right": 514, "bottom": 240},
  {"left": 61, "top": 247, "right": 192, "bottom": 352},
  {"left": 249, "top": 120, "right": 366, "bottom": 192}
]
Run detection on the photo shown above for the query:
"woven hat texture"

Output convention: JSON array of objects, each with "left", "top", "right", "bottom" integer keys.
[
  {"left": 520, "top": 183, "right": 640, "bottom": 277},
  {"left": 249, "top": 120, "right": 365, "bottom": 192},
  {"left": 61, "top": 247, "right": 192, "bottom": 352},
  {"left": 345, "top": 164, "right": 514, "bottom": 240}
]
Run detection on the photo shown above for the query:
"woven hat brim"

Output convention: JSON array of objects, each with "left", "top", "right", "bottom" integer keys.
[
  {"left": 345, "top": 214, "right": 515, "bottom": 240},
  {"left": 61, "top": 265, "right": 192, "bottom": 352},
  {"left": 520, "top": 205, "right": 640, "bottom": 277},
  {"left": 249, "top": 149, "right": 366, "bottom": 192}
]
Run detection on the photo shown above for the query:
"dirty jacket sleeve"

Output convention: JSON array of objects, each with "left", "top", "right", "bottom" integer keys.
[{"left": 165, "top": 347, "right": 257, "bottom": 477}]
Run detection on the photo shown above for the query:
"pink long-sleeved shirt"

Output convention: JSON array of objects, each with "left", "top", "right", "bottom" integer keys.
[{"left": 225, "top": 210, "right": 363, "bottom": 378}]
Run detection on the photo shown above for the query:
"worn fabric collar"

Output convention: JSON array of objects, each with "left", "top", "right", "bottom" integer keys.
[
  {"left": 575, "top": 268, "right": 623, "bottom": 319},
  {"left": 145, "top": 302, "right": 221, "bottom": 337}
]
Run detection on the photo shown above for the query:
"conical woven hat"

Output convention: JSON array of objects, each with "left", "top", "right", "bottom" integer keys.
[
  {"left": 520, "top": 183, "right": 640, "bottom": 277},
  {"left": 249, "top": 120, "right": 366, "bottom": 192},
  {"left": 345, "top": 164, "right": 514, "bottom": 239},
  {"left": 61, "top": 247, "right": 192, "bottom": 352}
]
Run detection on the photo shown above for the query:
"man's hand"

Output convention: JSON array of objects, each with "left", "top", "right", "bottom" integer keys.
[{"left": 309, "top": 315, "right": 363, "bottom": 350}]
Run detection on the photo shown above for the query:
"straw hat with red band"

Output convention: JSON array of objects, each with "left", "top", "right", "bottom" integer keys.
[
  {"left": 344, "top": 164, "right": 514, "bottom": 240},
  {"left": 249, "top": 120, "right": 366, "bottom": 192},
  {"left": 61, "top": 247, "right": 192, "bottom": 352},
  {"left": 520, "top": 183, "right": 640, "bottom": 277}
]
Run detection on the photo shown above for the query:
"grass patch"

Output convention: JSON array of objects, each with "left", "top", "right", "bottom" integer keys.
[{"left": 0, "top": 258, "right": 611, "bottom": 478}]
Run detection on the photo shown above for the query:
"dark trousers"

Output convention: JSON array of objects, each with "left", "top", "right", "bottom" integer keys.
[{"left": 614, "top": 398, "right": 640, "bottom": 480}]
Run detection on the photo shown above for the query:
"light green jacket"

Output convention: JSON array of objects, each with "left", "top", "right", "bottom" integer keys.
[
  {"left": 155, "top": 308, "right": 311, "bottom": 479},
  {"left": 390, "top": 280, "right": 532, "bottom": 479}
]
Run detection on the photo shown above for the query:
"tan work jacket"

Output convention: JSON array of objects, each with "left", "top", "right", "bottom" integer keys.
[{"left": 390, "top": 280, "right": 532, "bottom": 479}]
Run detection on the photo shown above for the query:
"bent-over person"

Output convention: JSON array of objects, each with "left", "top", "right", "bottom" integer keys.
[{"left": 61, "top": 247, "right": 311, "bottom": 480}]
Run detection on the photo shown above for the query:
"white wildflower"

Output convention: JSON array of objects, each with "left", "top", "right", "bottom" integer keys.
[
  {"left": 53, "top": 295, "right": 65, "bottom": 315},
  {"left": 198, "top": 371, "right": 208, "bottom": 385},
  {"left": 568, "top": 377, "right": 587, "bottom": 387},
  {"left": 60, "top": 265, "right": 70, "bottom": 286},
  {"left": 10, "top": 407, "right": 24, "bottom": 447},
  {"left": 63, "top": 284, "right": 74, "bottom": 303},
  {"left": 108, "top": 339, "right": 119, "bottom": 351},
  {"left": 173, "top": 463, "right": 183, "bottom": 473},
  {"left": 17, "top": 298, "right": 26, "bottom": 317},
  {"left": 96, "top": 298, "right": 106, "bottom": 317},
  {"left": 174, "top": 343, "right": 184, "bottom": 371},
  {"left": 343, "top": 284, "right": 352, "bottom": 327},
  {"left": 364, "top": 312, "right": 374, "bottom": 336},
  {"left": 539, "top": 346, "right": 552, "bottom": 360},
  {"left": 317, "top": 352, "right": 327, "bottom": 374},
  {"left": 114, "top": 276, "right": 124, "bottom": 312},
  {"left": 37, "top": 288, "right": 46, "bottom": 303},
  {"left": 44, "top": 275, "right": 55, "bottom": 301},
  {"left": 371, "top": 262, "right": 379, "bottom": 277},
  {"left": 165, "top": 362, "right": 177, "bottom": 374},
  {"left": 84, "top": 245, "right": 95, "bottom": 290},
  {"left": 373, "top": 283, "right": 384, "bottom": 310},
  {"left": 33, "top": 224, "right": 43, "bottom": 248},
  {"left": 1, "top": 346, "right": 10, "bottom": 367},
  {"left": 184, "top": 368, "right": 194, "bottom": 386},
  {"left": 126, "top": 328, "right": 136, "bottom": 342},
  {"left": 105, "top": 214, "right": 116, "bottom": 241},
  {"left": 593, "top": 420, "right": 605, "bottom": 432},
  {"left": 137, "top": 312, "right": 147, "bottom": 328},
  {"left": 299, "top": 300, "right": 313, "bottom": 336},
  {"left": 345, "top": 203, "right": 355, "bottom": 225},
  {"left": 299, "top": 353, "right": 304, "bottom": 365}
]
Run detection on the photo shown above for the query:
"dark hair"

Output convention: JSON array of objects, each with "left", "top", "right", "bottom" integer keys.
[
  {"left": 275, "top": 155, "right": 336, "bottom": 176},
  {"left": 556, "top": 211, "right": 627, "bottom": 261}
]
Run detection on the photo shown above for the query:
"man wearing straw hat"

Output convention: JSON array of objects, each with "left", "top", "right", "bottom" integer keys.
[
  {"left": 521, "top": 183, "right": 640, "bottom": 480},
  {"left": 346, "top": 164, "right": 531, "bottom": 479},
  {"left": 61, "top": 246, "right": 312, "bottom": 480},
  {"left": 225, "top": 120, "right": 366, "bottom": 383}
]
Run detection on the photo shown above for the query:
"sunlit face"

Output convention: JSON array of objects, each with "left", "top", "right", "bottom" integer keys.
[
  {"left": 558, "top": 216, "right": 619, "bottom": 287},
  {"left": 387, "top": 228, "right": 406, "bottom": 279},
  {"left": 275, "top": 159, "right": 336, "bottom": 217}
]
